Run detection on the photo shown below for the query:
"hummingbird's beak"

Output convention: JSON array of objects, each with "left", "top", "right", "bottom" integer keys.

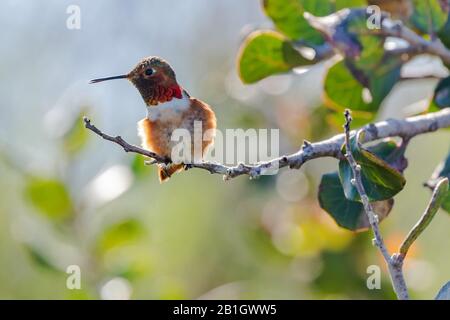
[{"left": 89, "top": 74, "right": 128, "bottom": 84}]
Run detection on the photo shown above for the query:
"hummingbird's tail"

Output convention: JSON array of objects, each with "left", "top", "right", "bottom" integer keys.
[{"left": 158, "top": 163, "right": 184, "bottom": 183}]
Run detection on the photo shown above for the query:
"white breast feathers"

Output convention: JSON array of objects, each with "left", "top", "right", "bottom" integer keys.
[{"left": 146, "top": 91, "right": 190, "bottom": 122}]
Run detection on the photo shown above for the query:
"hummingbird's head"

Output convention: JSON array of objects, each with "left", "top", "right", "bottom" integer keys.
[{"left": 90, "top": 56, "right": 183, "bottom": 106}]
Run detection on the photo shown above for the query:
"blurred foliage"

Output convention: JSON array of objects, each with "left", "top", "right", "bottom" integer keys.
[
  {"left": 97, "top": 219, "right": 146, "bottom": 253},
  {"left": 438, "top": 13, "right": 450, "bottom": 49},
  {"left": 238, "top": 0, "right": 449, "bottom": 234},
  {"left": 24, "top": 178, "right": 73, "bottom": 221},
  {"left": 239, "top": 0, "right": 450, "bottom": 123},
  {"left": 368, "top": 0, "right": 413, "bottom": 21},
  {"left": 23, "top": 245, "right": 61, "bottom": 273},
  {"left": 62, "top": 108, "right": 91, "bottom": 156},
  {"left": 409, "top": 0, "right": 447, "bottom": 34},
  {"left": 430, "top": 76, "right": 450, "bottom": 111},
  {"left": 262, "top": 0, "right": 366, "bottom": 43},
  {"left": 324, "top": 60, "right": 378, "bottom": 112},
  {"left": 131, "top": 154, "right": 152, "bottom": 179},
  {"left": 262, "top": 0, "right": 324, "bottom": 44},
  {"left": 312, "top": 232, "right": 397, "bottom": 299},
  {"left": 238, "top": 31, "right": 313, "bottom": 84}
]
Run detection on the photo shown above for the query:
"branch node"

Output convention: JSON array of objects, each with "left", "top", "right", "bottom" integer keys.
[
  {"left": 302, "top": 139, "right": 312, "bottom": 150},
  {"left": 371, "top": 238, "right": 378, "bottom": 247}
]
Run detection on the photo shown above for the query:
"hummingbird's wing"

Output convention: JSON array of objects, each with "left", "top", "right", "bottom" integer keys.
[{"left": 188, "top": 97, "right": 217, "bottom": 154}]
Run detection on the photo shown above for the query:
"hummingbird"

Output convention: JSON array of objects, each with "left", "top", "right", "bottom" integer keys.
[{"left": 90, "top": 56, "right": 216, "bottom": 182}]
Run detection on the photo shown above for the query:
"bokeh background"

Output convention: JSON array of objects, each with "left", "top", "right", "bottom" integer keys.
[{"left": 0, "top": 0, "right": 449, "bottom": 299}]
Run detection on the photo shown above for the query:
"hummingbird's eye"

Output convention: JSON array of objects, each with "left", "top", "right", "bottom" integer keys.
[{"left": 145, "top": 68, "right": 155, "bottom": 76}]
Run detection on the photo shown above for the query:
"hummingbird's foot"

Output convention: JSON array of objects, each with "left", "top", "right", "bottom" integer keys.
[
  {"left": 144, "top": 156, "right": 171, "bottom": 166},
  {"left": 144, "top": 159, "right": 158, "bottom": 165}
]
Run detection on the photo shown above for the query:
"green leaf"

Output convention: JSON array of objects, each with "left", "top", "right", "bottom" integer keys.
[
  {"left": 437, "top": 11, "right": 450, "bottom": 49},
  {"left": 334, "top": 0, "right": 367, "bottom": 8},
  {"left": 319, "top": 172, "right": 394, "bottom": 231},
  {"left": 410, "top": 0, "right": 448, "bottom": 34},
  {"left": 324, "top": 107, "right": 377, "bottom": 131},
  {"left": 310, "top": 9, "right": 402, "bottom": 114},
  {"left": 97, "top": 219, "right": 145, "bottom": 252},
  {"left": 238, "top": 30, "right": 313, "bottom": 83},
  {"left": 24, "top": 178, "right": 73, "bottom": 220},
  {"left": 263, "top": 0, "right": 367, "bottom": 42},
  {"left": 262, "top": 0, "right": 327, "bottom": 43},
  {"left": 319, "top": 139, "right": 406, "bottom": 230},
  {"left": 324, "top": 61, "right": 376, "bottom": 112},
  {"left": 366, "top": 139, "right": 408, "bottom": 173},
  {"left": 346, "top": 12, "right": 386, "bottom": 70},
  {"left": 443, "top": 193, "right": 450, "bottom": 212},
  {"left": 367, "top": 0, "right": 415, "bottom": 20},
  {"left": 436, "top": 281, "right": 450, "bottom": 300},
  {"left": 63, "top": 108, "right": 90, "bottom": 156},
  {"left": 430, "top": 76, "right": 450, "bottom": 110},
  {"left": 365, "top": 55, "right": 402, "bottom": 106},
  {"left": 305, "top": 9, "right": 386, "bottom": 65},
  {"left": 339, "top": 131, "right": 406, "bottom": 202},
  {"left": 428, "top": 149, "right": 450, "bottom": 213},
  {"left": 23, "top": 244, "right": 60, "bottom": 272},
  {"left": 324, "top": 59, "right": 401, "bottom": 117},
  {"left": 435, "top": 150, "right": 450, "bottom": 178},
  {"left": 303, "top": 0, "right": 368, "bottom": 18}
]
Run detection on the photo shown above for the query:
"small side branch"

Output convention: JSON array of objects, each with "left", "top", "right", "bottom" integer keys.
[
  {"left": 380, "top": 19, "right": 450, "bottom": 66},
  {"left": 83, "top": 117, "right": 169, "bottom": 163},
  {"left": 399, "top": 177, "right": 449, "bottom": 258}
]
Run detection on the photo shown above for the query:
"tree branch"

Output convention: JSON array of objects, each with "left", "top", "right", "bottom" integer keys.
[
  {"left": 343, "top": 110, "right": 409, "bottom": 300},
  {"left": 304, "top": 10, "right": 450, "bottom": 65},
  {"left": 83, "top": 117, "right": 169, "bottom": 164},
  {"left": 83, "top": 108, "right": 450, "bottom": 180},
  {"left": 379, "top": 19, "right": 450, "bottom": 65},
  {"left": 342, "top": 112, "right": 449, "bottom": 301}
]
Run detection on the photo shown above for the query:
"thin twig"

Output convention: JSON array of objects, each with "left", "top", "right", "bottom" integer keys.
[
  {"left": 343, "top": 109, "right": 409, "bottom": 300},
  {"left": 83, "top": 109, "right": 450, "bottom": 180},
  {"left": 83, "top": 117, "right": 169, "bottom": 163},
  {"left": 352, "top": 18, "right": 450, "bottom": 65},
  {"left": 399, "top": 177, "right": 449, "bottom": 258},
  {"left": 304, "top": 10, "right": 450, "bottom": 65},
  {"left": 400, "top": 75, "right": 445, "bottom": 81},
  {"left": 379, "top": 19, "right": 450, "bottom": 66}
]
